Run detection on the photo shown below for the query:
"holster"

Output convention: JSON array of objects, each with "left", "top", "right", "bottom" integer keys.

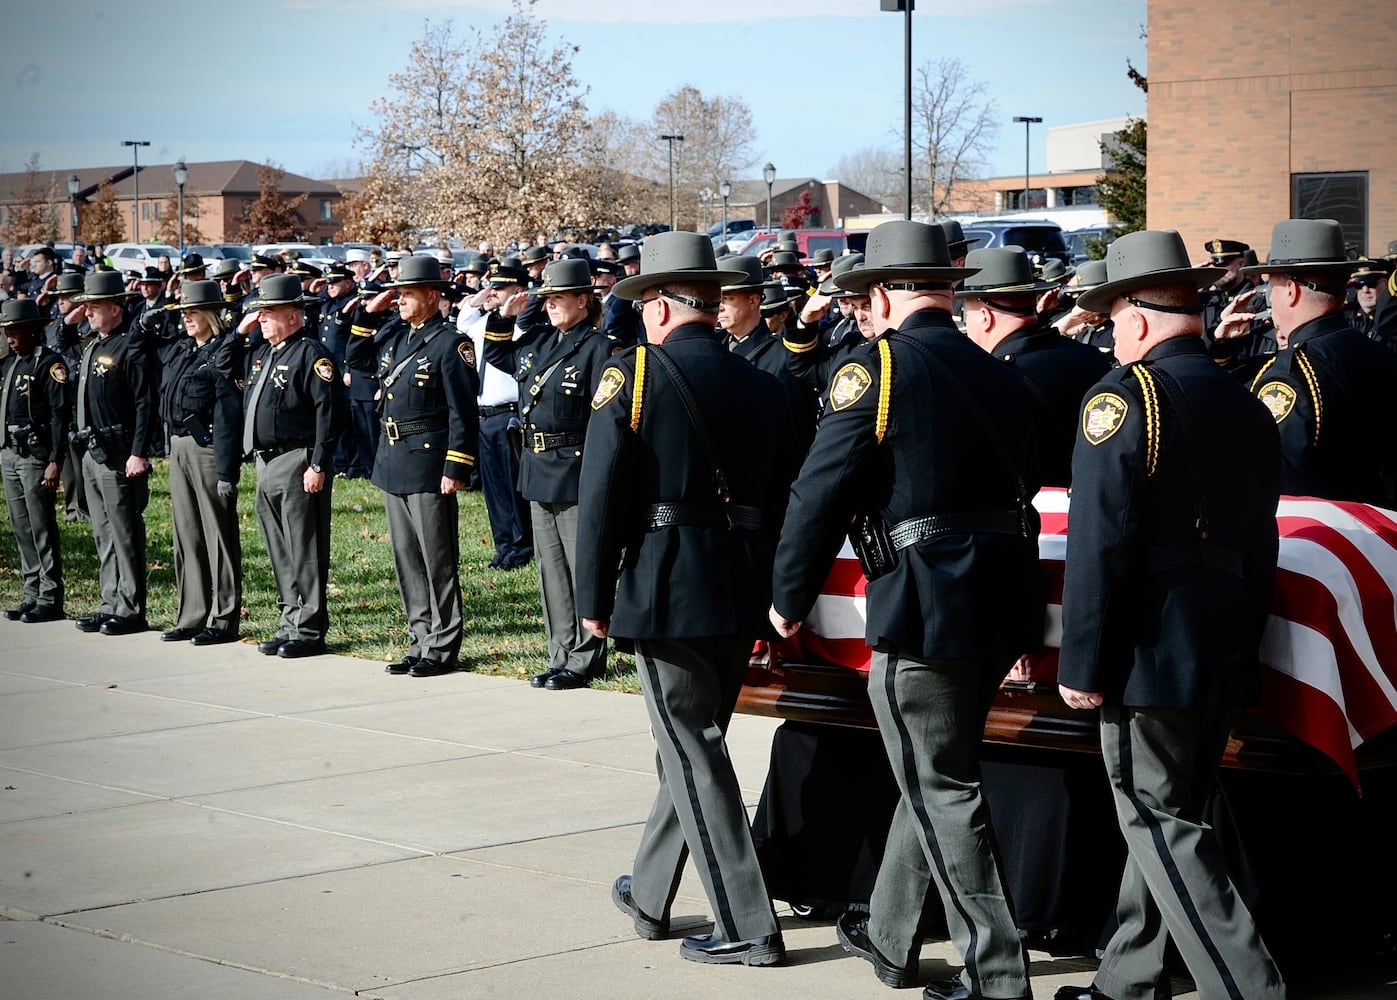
[{"left": 848, "top": 512, "right": 897, "bottom": 581}]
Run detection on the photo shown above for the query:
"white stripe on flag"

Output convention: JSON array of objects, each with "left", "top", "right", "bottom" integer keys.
[{"left": 1260, "top": 614, "right": 1363, "bottom": 748}]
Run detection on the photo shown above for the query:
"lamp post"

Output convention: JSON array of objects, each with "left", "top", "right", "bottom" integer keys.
[
  {"left": 658, "top": 134, "right": 684, "bottom": 231},
  {"left": 880, "top": 0, "right": 914, "bottom": 219},
  {"left": 173, "top": 160, "right": 187, "bottom": 252},
  {"left": 763, "top": 162, "right": 776, "bottom": 230},
  {"left": 1011, "top": 116, "right": 1042, "bottom": 212},
  {"left": 66, "top": 173, "right": 80, "bottom": 246},
  {"left": 699, "top": 187, "right": 711, "bottom": 232},
  {"left": 121, "top": 139, "right": 150, "bottom": 241},
  {"left": 719, "top": 179, "right": 731, "bottom": 243}
]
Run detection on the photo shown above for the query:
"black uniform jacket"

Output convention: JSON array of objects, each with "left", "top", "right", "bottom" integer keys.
[
  {"left": 161, "top": 332, "right": 243, "bottom": 483},
  {"left": 600, "top": 293, "right": 644, "bottom": 349},
  {"left": 369, "top": 313, "right": 479, "bottom": 493},
  {"left": 342, "top": 301, "right": 391, "bottom": 402},
  {"left": 318, "top": 291, "right": 357, "bottom": 367},
  {"left": 729, "top": 324, "right": 818, "bottom": 455},
  {"left": 2, "top": 344, "right": 70, "bottom": 464},
  {"left": 576, "top": 323, "right": 798, "bottom": 640},
  {"left": 993, "top": 323, "right": 1113, "bottom": 488},
  {"left": 1058, "top": 336, "right": 1281, "bottom": 708},
  {"left": 243, "top": 331, "right": 343, "bottom": 471},
  {"left": 484, "top": 316, "right": 614, "bottom": 504},
  {"left": 76, "top": 319, "right": 159, "bottom": 460},
  {"left": 771, "top": 307, "right": 1045, "bottom": 662},
  {"left": 1247, "top": 311, "right": 1397, "bottom": 506},
  {"left": 781, "top": 317, "right": 865, "bottom": 400}
]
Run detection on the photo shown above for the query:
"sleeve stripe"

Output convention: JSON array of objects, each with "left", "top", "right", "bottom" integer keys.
[
  {"left": 350, "top": 325, "right": 375, "bottom": 338},
  {"left": 783, "top": 336, "right": 818, "bottom": 354}
]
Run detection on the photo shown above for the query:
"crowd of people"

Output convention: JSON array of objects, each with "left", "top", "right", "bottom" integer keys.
[{"left": 3, "top": 214, "right": 1396, "bottom": 998}]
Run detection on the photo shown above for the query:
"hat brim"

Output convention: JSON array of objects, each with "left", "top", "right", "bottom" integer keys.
[
  {"left": 382, "top": 278, "right": 452, "bottom": 290},
  {"left": 252, "top": 294, "right": 309, "bottom": 309},
  {"left": 611, "top": 268, "right": 744, "bottom": 302},
  {"left": 164, "top": 299, "right": 227, "bottom": 312},
  {"left": 74, "top": 290, "right": 140, "bottom": 304},
  {"left": 1240, "top": 259, "right": 1367, "bottom": 277},
  {"left": 0, "top": 317, "right": 45, "bottom": 331},
  {"left": 954, "top": 277, "right": 1061, "bottom": 300},
  {"left": 534, "top": 283, "right": 600, "bottom": 296},
  {"left": 1076, "top": 265, "right": 1226, "bottom": 314},
  {"left": 834, "top": 264, "right": 980, "bottom": 294}
]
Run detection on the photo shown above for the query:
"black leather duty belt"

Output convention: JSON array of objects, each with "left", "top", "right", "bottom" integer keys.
[
  {"left": 478, "top": 402, "right": 518, "bottom": 418},
  {"left": 383, "top": 415, "right": 446, "bottom": 444},
  {"left": 889, "top": 510, "right": 1027, "bottom": 551},
  {"left": 254, "top": 443, "right": 311, "bottom": 462},
  {"left": 645, "top": 501, "right": 763, "bottom": 532},
  {"left": 532, "top": 430, "right": 584, "bottom": 454}
]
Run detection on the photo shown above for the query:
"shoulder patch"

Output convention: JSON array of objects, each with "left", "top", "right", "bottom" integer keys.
[
  {"left": 829, "top": 362, "right": 873, "bottom": 411},
  {"left": 313, "top": 357, "right": 335, "bottom": 383},
  {"left": 1256, "top": 380, "right": 1296, "bottom": 423},
  {"left": 591, "top": 366, "right": 626, "bottom": 410},
  {"left": 457, "top": 339, "right": 477, "bottom": 368},
  {"left": 49, "top": 362, "right": 68, "bottom": 384},
  {"left": 1082, "top": 391, "right": 1129, "bottom": 444}
]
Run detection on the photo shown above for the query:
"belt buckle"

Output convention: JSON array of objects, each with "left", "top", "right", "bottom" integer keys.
[
  {"left": 532, "top": 431, "right": 546, "bottom": 454},
  {"left": 385, "top": 416, "right": 399, "bottom": 445}
]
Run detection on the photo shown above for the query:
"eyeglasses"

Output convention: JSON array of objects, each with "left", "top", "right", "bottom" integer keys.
[
  {"left": 1352, "top": 277, "right": 1381, "bottom": 289},
  {"left": 632, "top": 296, "right": 659, "bottom": 315}
]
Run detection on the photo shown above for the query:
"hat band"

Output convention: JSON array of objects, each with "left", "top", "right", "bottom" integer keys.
[
  {"left": 1265, "top": 256, "right": 1349, "bottom": 266},
  {"left": 877, "top": 280, "right": 952, "bottom": 292},
  {"left": 1123, "top": 294, "right": 1202, "bottom": 315}
]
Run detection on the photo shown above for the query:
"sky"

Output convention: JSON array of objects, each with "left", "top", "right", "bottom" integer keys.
[{"left": 5, "top": 0, "right": 1147, "bottom": 187}]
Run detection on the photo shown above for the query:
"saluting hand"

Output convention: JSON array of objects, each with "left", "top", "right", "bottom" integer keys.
[
  {"left": 768, "top": 606, "right": 801, "bottom": 639},
  {"left": 1212, "top": 287, "right": 1263, "bottom": 341},
  {"left": 237, "top": 309, "right": 262, "bottom": 335}
]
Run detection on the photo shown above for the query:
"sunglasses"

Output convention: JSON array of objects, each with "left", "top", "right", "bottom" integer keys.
[{"left": 1352, "top": 277, "right": 1381, "bottom": 289}]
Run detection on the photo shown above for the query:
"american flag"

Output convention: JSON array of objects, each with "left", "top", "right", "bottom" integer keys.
[{"left": 778, "top": 487, "right": 1397, "bottom": 786}]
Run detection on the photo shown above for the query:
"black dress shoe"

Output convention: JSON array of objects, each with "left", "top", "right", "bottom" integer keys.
[
  {"left": 20, "top": 606, "right": 64, "bottom": 624},
  {"left": 1052, "top": 987, "right": 1114, "bottom": 1000},
  {"left": 836, "top": 908, "right": 918, "bottom": 988},
  {"left": 4, "top": 601, "right": 36, "bottom": 621},
  {"left": 530, "top": 666, "right": 561, "bottom": 688},
  {"left": 611, "top": 875, "right": 668, "bottom": 940},
  {"left": 385, "top": 655, "right": 418, "bottom": 674},
  {"left": 162, "top": 627, "right": 199, "bottom": 642},
  {"left": 679, "top": 931, "right": 785, "bottom": 967},
  {"left": 191, "top": 627, "right": 237, "bottom": 646},
  {"left": 100, "top": 616, "right": 148, "bottom": 636},
  {"left": 75, "top": 612, "right": 110, "bottom": 633},
  {"left": 277, "top": 639, "right": 327, "bottom": 659},
  {"left": 544, "top": 669, "right": 590, "bottom": 691},
  {"left": 924, "top": 981, "right": 1030, "bottom": 1000},
  {"left": 257, "top": 636, "right": 288, "bottom": 655},
  {"left": 409, "top": 659, "right": 457, "bottom": 677}
]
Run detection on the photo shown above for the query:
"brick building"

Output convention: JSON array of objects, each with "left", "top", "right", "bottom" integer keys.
[
  {"left": 1148, "top": 0, "right": 1397, "bottom": 260},
  {"left": 719, "top": 177, "right": 883, "bottom": 231}
]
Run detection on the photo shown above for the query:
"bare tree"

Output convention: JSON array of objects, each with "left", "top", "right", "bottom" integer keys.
[
  {"left": 647, "top": 86, "right": 758, "bottom": 229},
  {"left": 830, "top": 146, "right": 908, "bottom": 215},
  {"left": 234, "top": 164, "right": 309, "bottom": 242},
  {"left": 155, "top": 189, "right": 207, "bottom": 247},
  {"left": 0, "top": 153, "right": 52, "bottom": 246},
  {"left": 579, "top": 110, "right": 668, "bottom": 231},
  {"left": 82, "top": 180, "right": 126, "bottom": 246},
  {"left": 905, "top": 58, "right": 999, "bottom": 218}
]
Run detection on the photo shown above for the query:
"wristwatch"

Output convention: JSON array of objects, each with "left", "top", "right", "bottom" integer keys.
[{"left": 310, "top": 463, "right": 322, "bottom": 474}]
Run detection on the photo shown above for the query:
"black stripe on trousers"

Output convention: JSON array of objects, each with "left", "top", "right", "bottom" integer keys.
[
  {"left": 1116, "top": 710, "right": 1245, "bottom": 1000},
  {"left": 883, "top": 651, "right": 984, "bottom": 990},
  {"left": 640, "top": 646, "right": 738, "bottom": 941}
]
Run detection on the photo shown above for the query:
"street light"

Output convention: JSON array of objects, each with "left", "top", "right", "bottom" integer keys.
[
  {"left": 66, "top": 173, "right": 80, "bottom": 246},
  {"left": 880, "top": 0, "right": 914, "bottom": 219},
  {"left": 658, "top": 134, "right": 684, "bottom": 231},
  {"left": 719, "top": 179, "right": 731, "bottom": 243},
  {"left": 763, "top": 162, "right": 776, "bottom": 230},
  {"left": 699, "top": 187, "right": 712, "bottom": 231},
  {"left": 173, "top": 160, "right": 188, "bottom": 252},
  {"left": 1011, "top": 116, "right": 1042, "bottom": 212},
  {"left": 121, "top": 139, "right": 150, "bottom": 241}
]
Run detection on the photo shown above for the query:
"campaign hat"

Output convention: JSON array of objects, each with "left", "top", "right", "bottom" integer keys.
[
  {"left": 53, "top": 272, "right": 86, "bottom": 299},
  {"left": 764, "top": 250, "right": 807, "bottom": 276},
  {"left": 760, "top": 283, "right": 803, "bottom": 315},
  {"left": 534, "top": 258, "right": 599, "bottom": 296},
  {"left": 253, "top": 273, "right": 308, "bottom": 308},
  {"left": 1038, "top": 258, "right": 1075, "bottom": 284},
  {"left": 610, "top": 231, "right": 745, "bottom": 302},
  {"left": 461, "top": 252, "right": 492, "bottom": 275},
  {"left": 1240, "top": 219, "right": 1368, "bottom": 278},
  {"left": 520, "top": 245, "right": 551, "bottom": 266},
  {"left": 938, "top": 219, "right": 983, "bottom": 257},
  {"left": 805, "top": 248, "right": 837, "bottom": 269},
  {"left": 74, "top": 269, "right": 139, "bottom": 303},
  {"left": 955, "top": 247, "right": 1060, "bottom": 299},
  {"left": 719, "top": 255, "right": 780, "bottom": 293},
  {"left": 1068, "top": 259, "right": 1109, "bottom": 294},
  {"left": 1077, "top": 229, "right": 1226, "bottom": 314},
  {"left": 208, "top": 257, "right": 244, "bottom": 281},
  {"left": 834, "top": 220, "right": 979, "bottom": 293},
  {"left": 615, "top": 243, "right": 642, "bottom": 264},
  {"left": 0, "top": 298, "right": 45, "bottom": 330},
  {"left": 178, "top": 252, "right": 207, "bottom": 276},
  {"left": 383, "top": 254, "right": 452, "bottom": 289},
  {"left": 165, "top": 280, "right": 227, "bottom": 312},
  {"left": 818, "top": 253, "right": 865, "bottom": 297}
]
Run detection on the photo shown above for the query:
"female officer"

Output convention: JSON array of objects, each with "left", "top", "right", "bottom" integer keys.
[{"left": 160, "top": 280, "right": 243, "bottom": 645}]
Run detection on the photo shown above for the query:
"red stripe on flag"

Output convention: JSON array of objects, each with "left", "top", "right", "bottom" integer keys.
[
  {"left": 1252, "top": 667, "right": 1359, "bottom": 786},
  {"left": 823, "top": 558, "right": 867, "bottom": 597}
]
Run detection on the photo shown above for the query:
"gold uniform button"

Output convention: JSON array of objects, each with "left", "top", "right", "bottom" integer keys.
[{"left": 387, "top": 393, "right": 394, "bottom": 399}]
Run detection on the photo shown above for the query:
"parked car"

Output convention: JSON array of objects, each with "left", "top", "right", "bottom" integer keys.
[
  {"left": 14, "top": 242, "right": 78, "bottom": 265},
  {"left": 736, "top": 228, "right": 869, "bottom": 260},
  {"left": 103, "top": 243, "right": 182, "bottom": 274},
  {"left": 957, "top": 220, "right": 1072, "bottom": 267},
  {"left": 706, "top": 218, "right": 759, "bottom": 240},
  {"left": 185, "top": 243, "right": 251, "bottom": 263},
  {"left": 1063, "top": 226, "right": 1118, "bottom": 266}
]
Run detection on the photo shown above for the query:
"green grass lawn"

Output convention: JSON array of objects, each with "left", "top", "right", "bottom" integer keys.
[{"left": 0, "top": 461, "right": 640, "bottom": 692}]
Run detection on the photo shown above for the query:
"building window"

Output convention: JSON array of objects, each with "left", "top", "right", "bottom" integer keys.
[
  {"left": 141, "top": 202, "right": 150, "bottom": 221},
  {"left": 1062, "top": 186, "right": 1098, "bottom": 207},
  {"left": 320, "top": 199, "right": 333, "bottom": 221},
  {"left": 1292, "top": 172, "right": 1367, "bottom": 253},
  {"left": 153, "top": 202, "right": 161, "bottom": 220}
]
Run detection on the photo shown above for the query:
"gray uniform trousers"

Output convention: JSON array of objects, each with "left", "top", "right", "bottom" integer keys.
[
  {"left": 382, "top": 489, "right": 462, "bottom": 666},
  {"left": 531, "top": 500, "right": 605, "bottom": 677},
  {"left": 2, "top": 448, "right": 63, "bottom": 610},
  {"left": 867, "top": 650, "right": 1030, "bottom": 1000},
  {"left": 630, "top": 636, "right": 779, "bottom": 944},
  {"left": 168, "top": 435, "right": 241, "bottom": 633},
  {"left": 1093, "top": 706, "right": 1286, "bottom": 1000},
  {"left": 254, "top": 449, "right": 331, "bottom": 642},
  {"left": 82, "top": 451, "right": 148, "bottom": 619},
  {"left": 61, "top": 440, "right": 88, "bottom": 521}
]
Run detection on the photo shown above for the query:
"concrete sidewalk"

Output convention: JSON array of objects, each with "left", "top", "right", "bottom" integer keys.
[{"left": 0, "top": 618, "right": 1386, "bottom": 999}]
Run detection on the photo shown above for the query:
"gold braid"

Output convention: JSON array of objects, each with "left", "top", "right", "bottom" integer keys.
[
  {"left": 875, "top": 338, "right": 893, "bottom": 443},
  {"left": 631, "top": 346, "right": 647, "bottom": 433},
  {"left": 1248, "top": 357, "right": 1277, "bottom": 393},
  {"left": 1294, "top": 348, "right": 1322, "bottom": 447},
  {"left": 1135, "top": 365, "right": 1162, "bottom": 477}
]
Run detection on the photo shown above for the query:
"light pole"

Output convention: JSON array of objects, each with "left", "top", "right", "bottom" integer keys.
[
  {"left": 699, "top": 187, "right": 711, "bottom": 231},
  {"left": 121, "top": 139, "right": 150, "bottom": 241},
  {"left": 173, "top": 160, "right": 187, "bottom": 252},
  {"left": 763, "top": 162, "right": 776, "bottom": 230},
  {"left": 658, "top": 134, "right": 684, "bottom": 231},
  {"left": 66, "top": 173, "right": 80, "bottom": 246},
  {"left": 1011, "top": 116, "right": 1042, "bottom": 212},
  {"left": 880, "top": 0, "right": 914, "bottom": 219},
  {"left": 719, "top": 179, "right": 731, "bottom": 242}
]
